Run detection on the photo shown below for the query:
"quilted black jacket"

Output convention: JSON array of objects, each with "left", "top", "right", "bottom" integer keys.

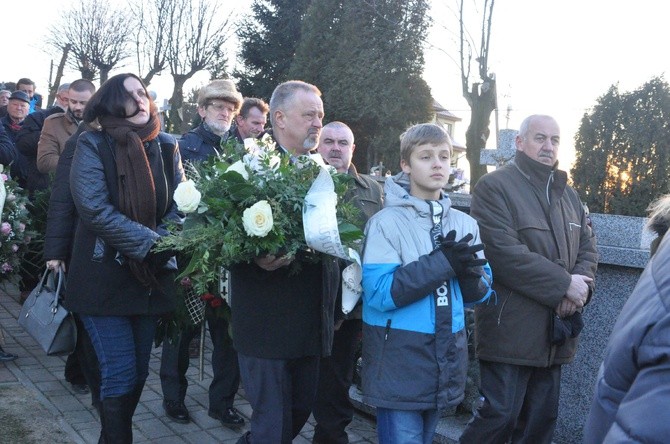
[{"left": 64, "top": 130, "right": 185, "bottom": 316}]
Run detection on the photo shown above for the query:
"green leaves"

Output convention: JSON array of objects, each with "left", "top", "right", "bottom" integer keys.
[
  {"left": 572, "top": 77, "right": 670, "bottom": 216},
  {"left": 160, "top": 135, "right": 364, "bottom": 298}
]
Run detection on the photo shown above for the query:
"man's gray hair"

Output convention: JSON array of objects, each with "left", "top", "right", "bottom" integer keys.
[
  {"left": 57, "top": 83, "right": 71, "bottom": 93},
  {"left": 322, "top": 121, "right": 354, "bottom": 143},
  {"left": 518, "top": 114, "right": 556, "bottom": 138},
  {"left": 269, "top": 80, "right": 321, "bottom": 127}
]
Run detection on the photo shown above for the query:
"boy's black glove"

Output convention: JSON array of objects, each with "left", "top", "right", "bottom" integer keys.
[
  {"left": 458, "top": 266, "right": 491, "bottom": 303},
  {"left": 438, "top": 230, "right": 487, "bottom": 276}
]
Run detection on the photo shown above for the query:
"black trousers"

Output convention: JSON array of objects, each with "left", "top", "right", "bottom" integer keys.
[
  {"left": 312, "top": 319, "right": 362, "bottom": 444},
  {"left": 159, "top": 315, "right": 240, "bottom": 412},
  {"left": 459, "top": 360, "right": 561, "bottom": 444},
  {"left": 238, "top": 353, "right": 320, "bottom": 444}
]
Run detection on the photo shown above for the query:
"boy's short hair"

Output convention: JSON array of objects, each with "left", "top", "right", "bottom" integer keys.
[{"left": 399, "top": 123, "right": 453, "bottom": 164}]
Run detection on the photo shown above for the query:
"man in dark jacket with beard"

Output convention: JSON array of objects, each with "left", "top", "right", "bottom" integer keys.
[
  {"left": 231, "top": 80, "right": 339, "bottom": 444},
  {"left": 460, "top": 114, "right": 598, "bottom": 444}
]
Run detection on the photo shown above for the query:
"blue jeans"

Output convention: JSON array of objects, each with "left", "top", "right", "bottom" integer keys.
[
  {"left": 376, "top": 407, "right": 439, "bottom": 444},
  {"left": 81, "top": 315, "right": 158, "bottom": 399}
]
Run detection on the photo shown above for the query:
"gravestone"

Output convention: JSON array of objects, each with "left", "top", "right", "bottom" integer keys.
[{"left": 480, "top": 128, "right": 517, "bottom": 167}]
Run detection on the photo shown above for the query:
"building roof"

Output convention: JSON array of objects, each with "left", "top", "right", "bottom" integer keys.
[{"left": 433, "top": 99, "right": 462, "bottom": 122}]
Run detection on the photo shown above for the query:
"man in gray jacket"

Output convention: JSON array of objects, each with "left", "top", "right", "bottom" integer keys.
[{"left": 460, "top": 114, "right": 598, "bottom": 444}]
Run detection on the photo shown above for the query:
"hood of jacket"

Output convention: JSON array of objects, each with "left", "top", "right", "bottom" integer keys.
[{"left": 383, "top": 172, "right": 452, "bottom": 220}]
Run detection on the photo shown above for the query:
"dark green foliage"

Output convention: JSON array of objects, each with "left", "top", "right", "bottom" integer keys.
[
  {"left": 572, "top": 77, "right": 670, "bottom": 216},
  {"left": 289, "top": 0, "right": 433, "bottom": 172},
  {"left": 234, "top": 0, "right": 313, "bottom": 101}
]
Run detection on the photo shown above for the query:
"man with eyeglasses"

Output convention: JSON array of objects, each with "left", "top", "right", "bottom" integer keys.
[
  {"left": 159, "top": 79, "right": 246, "bottom": 430},
  {"left": 177, "top": 79, "right": 241, "bottom": 162}
]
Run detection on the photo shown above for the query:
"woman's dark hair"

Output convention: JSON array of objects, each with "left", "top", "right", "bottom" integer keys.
[{"left": 83, "top": 73, "right": 148, "bottom": 123}]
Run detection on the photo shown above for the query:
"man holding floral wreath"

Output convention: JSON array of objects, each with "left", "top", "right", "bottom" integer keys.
[
  {"left": 230, "top": 80, "right": 340, "bottom": 444},
  {"left": 159, "top": 79, "right": 246, "bottom": 429}
]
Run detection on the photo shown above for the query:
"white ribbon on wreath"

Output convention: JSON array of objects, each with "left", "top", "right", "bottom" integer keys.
[{"left": 303, "top": 167, "right": 362, "bottom": 315}]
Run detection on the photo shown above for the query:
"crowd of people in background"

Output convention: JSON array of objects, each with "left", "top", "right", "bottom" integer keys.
[{"left": 0, "top": 72, "right": 666, "bottom": 444}]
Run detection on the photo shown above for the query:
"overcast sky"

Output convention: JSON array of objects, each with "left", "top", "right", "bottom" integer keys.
[{"left": 3, "top": 0, "right": 669, "bottom": 172}]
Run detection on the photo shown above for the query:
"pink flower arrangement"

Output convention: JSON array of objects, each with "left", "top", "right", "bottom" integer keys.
[
  {"left": 1, "top": 223, "right": 11, "bottom": 235},
  {"left": 0, "top": 174, "right": 34, "bottom": 283}
]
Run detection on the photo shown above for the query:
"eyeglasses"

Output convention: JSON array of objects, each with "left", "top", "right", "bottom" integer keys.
[{"left": 207, "top": 102, "right": 235, "bottom": 113}]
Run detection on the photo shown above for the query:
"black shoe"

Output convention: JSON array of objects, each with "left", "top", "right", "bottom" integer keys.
[
  {"left": 0, "top": 348, "right": 17, "bottom": 362},
  {"left": 71, "top": 383, "right": 90, "bottom": 395},
  {"left": 209, "top": 407, "right": 245, "bottom": 428},
  {"left": 163, "top": 400, "right": 190, "bottom": 424}
]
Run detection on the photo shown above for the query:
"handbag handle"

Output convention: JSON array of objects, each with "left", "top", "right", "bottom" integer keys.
[{"left": 36, "top": 267, "right": 65, "bottom": 313}]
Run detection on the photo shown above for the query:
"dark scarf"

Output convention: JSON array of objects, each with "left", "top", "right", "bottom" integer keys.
[{"left": 99, "top": 103, "right": 161, "bottom": 287}]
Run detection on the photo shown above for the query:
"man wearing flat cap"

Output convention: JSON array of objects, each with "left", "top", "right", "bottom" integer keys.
[
  {"left": 178, "top": 79, "right": 243, "bottom": 161},
  {"left": 0, "top": 91, "right": 31, "bottom": 186},
  {"left": 158, "top": 79, "right": 245, "bottom": 429}
]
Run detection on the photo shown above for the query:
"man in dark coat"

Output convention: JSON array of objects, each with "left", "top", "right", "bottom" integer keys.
[
  {"left": 0, "top": 90, "right": 30, "bottom": 186},
  {"left": 460, "top": 115, "right": 598, "bottom": 444},
  {"left": 229, "top": 97, "right": 268, "bottom": 143},
  {"left": 231, "top": 80, "right": 339, "bottom": 444},
  {"left": 159, "top": 79, "right": 246, "bottom": 429}
]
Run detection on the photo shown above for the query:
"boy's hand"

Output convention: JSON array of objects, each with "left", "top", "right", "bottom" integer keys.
[{"left": 439, "top": 230, "right": 487, "bottom": 276}]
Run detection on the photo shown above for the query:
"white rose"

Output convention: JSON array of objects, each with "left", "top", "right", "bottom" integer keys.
[
  {"left": 243, "top": 138, "right": 262, "bottom": 155},
  {"left": 173, "top": 180, "right": 201, "bottom": 213},
  {"left": 227, "top": 160, "right": 249, "bottom": 180},
  {"left": 242, "top": 200, "right": 274, "bottom": 237}
]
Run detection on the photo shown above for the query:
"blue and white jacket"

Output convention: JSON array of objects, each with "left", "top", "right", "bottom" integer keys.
[{"left": 361, "top": 173, "right": 493, "bottom": 411}]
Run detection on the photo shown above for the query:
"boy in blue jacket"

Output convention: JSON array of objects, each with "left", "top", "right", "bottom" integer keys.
[{"left": 361, "top": 123, "right": 493, "bottom": 444}]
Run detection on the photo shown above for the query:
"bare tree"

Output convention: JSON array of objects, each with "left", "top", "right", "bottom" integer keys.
[
  {"left": 460, "top": 0, "right": 496, "bottom": 186},
  {"left": 165, "top": 0, "right": 233, "bottom": 132},
  {"left": 130, "top": 0, "right": 176, "bottom": 86},
  {"left": 48, "top": 0, "right": 132, "bottom": 83},
  {"left": 47, "top": 44, "right": 71, "bottom": 106}
]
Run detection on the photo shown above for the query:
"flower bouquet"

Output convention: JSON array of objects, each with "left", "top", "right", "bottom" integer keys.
[
  {"left": 0, "top": 167, "right": 37, "bottom": 285},
  {"left": 159, "top": 134, "right": 364, "bottom": 307}
]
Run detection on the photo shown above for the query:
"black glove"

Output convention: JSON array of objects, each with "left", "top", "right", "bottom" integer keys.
[
  {"left": 145, "top": 248, "right": 174, "bottom": 269},
  {"left": 439, "top": 230, "right": 487, "bottom": 276},
  {"left": 458, "top": 265, "right": 490, "bottom": 303}
]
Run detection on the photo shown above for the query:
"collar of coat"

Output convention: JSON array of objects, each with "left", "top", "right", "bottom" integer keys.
[{"left": 514, "top": 150, "right": 567, "bottom": 193}]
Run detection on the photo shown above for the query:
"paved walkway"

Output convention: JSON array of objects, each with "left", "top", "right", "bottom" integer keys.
[{"left": 0, "top": 284, "right": 380, "bottom": 443}]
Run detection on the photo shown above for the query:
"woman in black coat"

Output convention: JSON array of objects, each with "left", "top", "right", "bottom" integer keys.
[{"left": 65, "top": 73, "right": 184, "bottom": 443}]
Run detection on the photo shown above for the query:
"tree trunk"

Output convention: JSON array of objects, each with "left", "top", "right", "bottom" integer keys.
[
  {"left": 168, "top": 74, "right": 188, "bottom": 133},
  {"left": 48, "top": 44, "right": 71, "bottom": 106},
  {"left": 465, "top": 80, "right": 497, "bottom": 187},
  {"left": 100, "top": 68, "right": 111, "bottom": 84}
]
